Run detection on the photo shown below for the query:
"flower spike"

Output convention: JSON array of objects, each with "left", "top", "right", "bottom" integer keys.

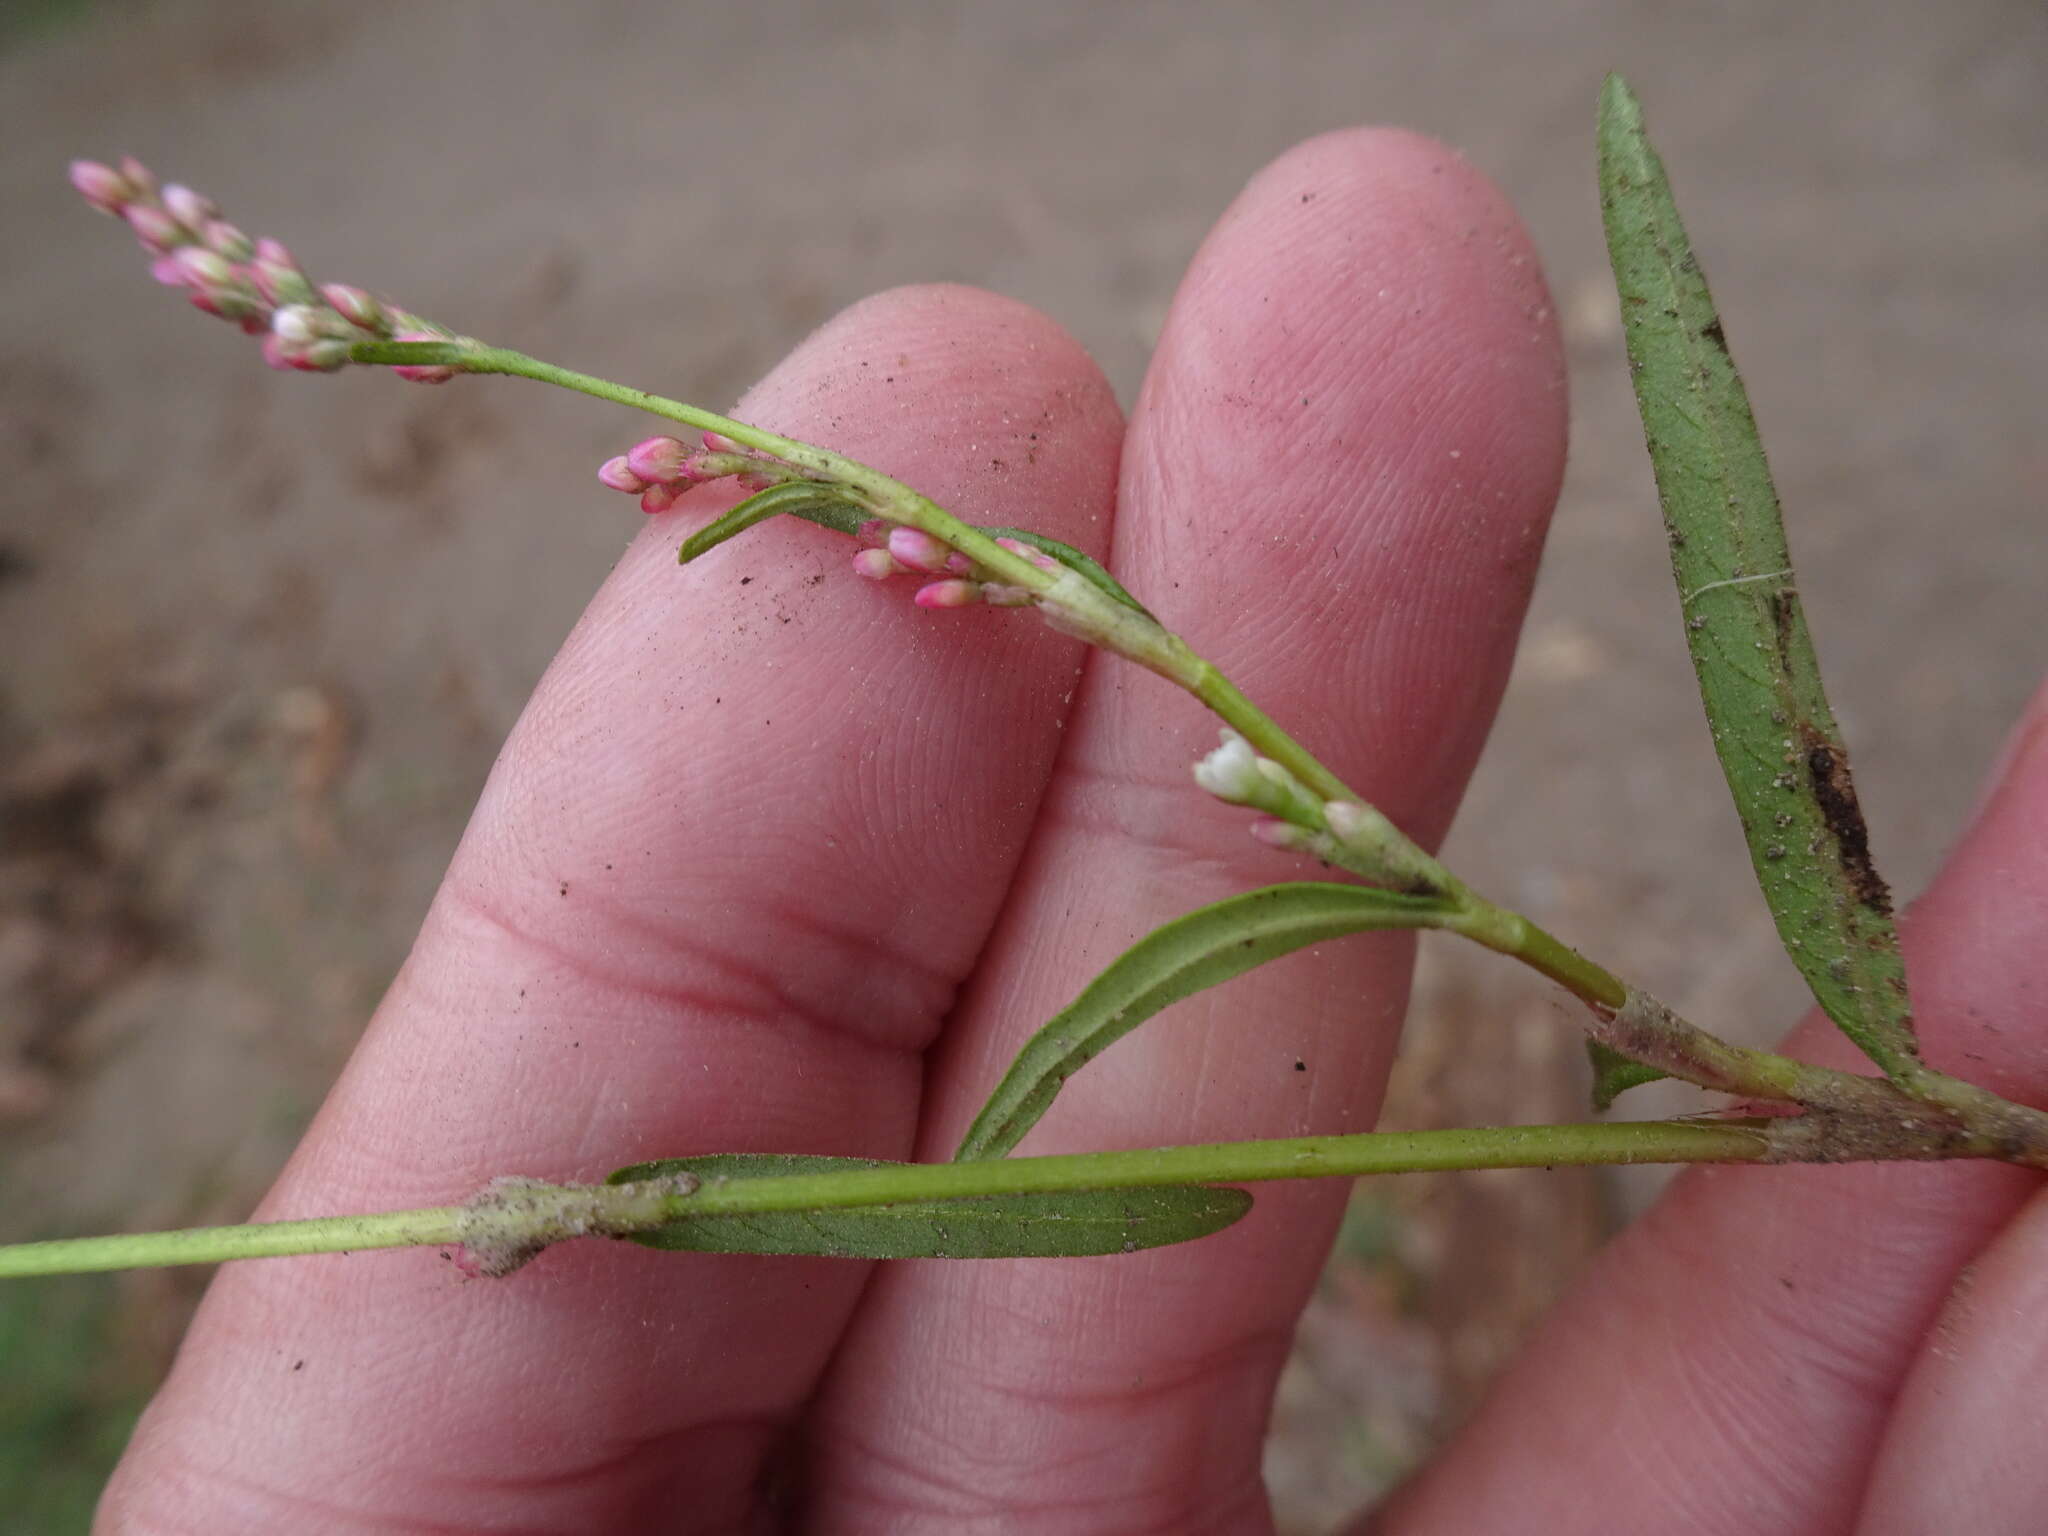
[{"left": 69, "top": 157, "right": 452, "bottom": 384}]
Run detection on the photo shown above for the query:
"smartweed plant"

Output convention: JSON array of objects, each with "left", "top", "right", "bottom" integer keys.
[{"left": 11, "top": 80, "right": 2045, "bottom": 1333}]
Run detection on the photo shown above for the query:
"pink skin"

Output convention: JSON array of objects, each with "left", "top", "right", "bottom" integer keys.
[{"left": 99, "top": 128, "right": 2046, "bottom": 1534}]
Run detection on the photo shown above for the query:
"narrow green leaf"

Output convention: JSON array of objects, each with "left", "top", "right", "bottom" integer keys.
[
  {"left": 606, "top": 1153, "right": 1249, "bottom": 1258},
  {"left": 955, "top": 883, "right": 1460, "bottom": 1162},
  {"left": 678, "top": 481, "right": 866, "bottom": 563},
  {"left": 978, "top": 525, "right": 1155, "bottom": 618},
  {"left": 1585, "top": 1040, "right": 1669, "bottom": 1113},
  {"left": 1597, "top": 75, "right": 1918, "bottom": 1079}
]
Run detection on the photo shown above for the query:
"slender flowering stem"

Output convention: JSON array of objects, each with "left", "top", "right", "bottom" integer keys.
[{"left": 74, "top": 175, "right": 2048, "bottom": 1167}]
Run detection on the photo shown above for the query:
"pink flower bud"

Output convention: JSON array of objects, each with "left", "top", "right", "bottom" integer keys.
[
  {"left": 147, "top": 254, "right": 187, "bottom": 287},
  {"left": 640, "top": 482, "right": 681, "bottom": 514},
  {"left": 1194, "top": 733, "right": 1262, "bottom": 803},
  {"left": 701, "top": 431, "right": 740, "bottom": 455},
  {"left": 309, "top": 339, "right": 354, "bottom": 370},
  {"left": 261, "top": 331, "right": 341, "bottom": 371},
  {"left": 160, "top": 183, "right": 217, "bottom": 233},
  {"left": 597, "top": 455, "right": 646, "bottom": 494},
  {"left": 250, "top": 253, "right": 315, "bottom": 307},
  {"left": 320, "top": 284, "right": 386, "bottom": 333},
  {"left": 69, "top": 160, "right": 130, "bottom": 215},
  {"left": 271, "top": 305, "right": 328, "bottom": 344},
  {"left": 389, "top": 330, "right": 456, "bottom": 384},
  {"left": 123, "top": 203, "right": 183, "bottom": 254},
  {"left": 171, "top": 245, "right": 236, "bottom": 289},
  {"left": 914, "top": 578, "right": 983, "bottom": 609},
  {"left": 1249, "top": 819, "right": 1314, "bottom": 852},
  {"left": 888, "top": 527, "right": 954, "bottom": 574},
  {"left": 996, "top": 536, "right": 1064, "bottom": 574},
  {"left": 625, "top": 435, "right": 690, "bottom": 485},
  {"left": 188, "top": 288, "right": 252, "bottom": 321},
  {"left": 851, "top": 548, "right": 904, "bottom": 580},
  {"left": 116, "top": 157, "right": 158, "bottom": 199},
  {"left": 203, "top": 219, "right": 255, "bottom": 261}
]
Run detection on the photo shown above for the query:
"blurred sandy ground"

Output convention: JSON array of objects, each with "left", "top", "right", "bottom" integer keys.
[{"left": 1, "top": 1, "right": 2042, "bottom": 1527}]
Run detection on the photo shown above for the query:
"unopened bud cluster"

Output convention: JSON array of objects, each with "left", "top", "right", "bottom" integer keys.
[
  {"left": 851, "top": 529, "right": 1044, "bottom": 610},
  {"left": 1193, "top": 731, "right": 1325, "bottom": 827},
  {"left": 596, "top": 434, "right": 1049, "bottom": 612},
  {"left": 1196, "top": 731, "right": 1449, "bottom": 895},
  {"left": 595, "top": 432, "right": 794, "bottom": 515},
  {"left": 69, "top": 157, "right": 453, "bottom": 382}
]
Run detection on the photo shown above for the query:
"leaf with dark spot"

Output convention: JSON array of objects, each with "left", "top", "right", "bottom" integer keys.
[{"left": 1597, "top": 75, "right": 1917, "bottom": 1078}]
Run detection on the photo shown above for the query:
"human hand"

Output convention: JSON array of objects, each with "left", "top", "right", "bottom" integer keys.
[{"left": 96, "top": 123, "right": 2048, "bottom": 1535}]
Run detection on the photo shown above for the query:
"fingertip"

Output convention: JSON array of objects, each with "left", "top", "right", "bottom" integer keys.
[
  {"left": 1127, "top": 124, "right": 1567, "bottom": 842},
  {"left": 737, "top": 281, "right": 1125, "bottom": 558}
]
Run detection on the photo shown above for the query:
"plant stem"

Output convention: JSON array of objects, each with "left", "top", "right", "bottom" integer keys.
[
  {"left": 0, "top": 1206, "right": 466, "bottom": 1277},
  {"left": 0, "top": 1121, "right": 1791, "bottom": 1279}
]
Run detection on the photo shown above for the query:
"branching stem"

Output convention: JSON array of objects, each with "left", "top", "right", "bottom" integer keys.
[{"left": 347, "top": 336, "right": 2048, "bottom": 1170}]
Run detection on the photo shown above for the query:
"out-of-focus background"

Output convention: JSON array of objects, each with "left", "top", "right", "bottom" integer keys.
[{"left": 1, "top": 1, "right": 2042, "bottom": 1528}]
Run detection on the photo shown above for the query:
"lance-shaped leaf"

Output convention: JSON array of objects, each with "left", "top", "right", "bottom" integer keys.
[
  {"left": 678, "top": 480, "right": 867, "bottom": 562},
  {"left": 606, "top": 1153, "right": 1249, "bottom": 1258},
  {"left": 979, "top": 525, "right": 1155, "bottom": 618},
  {"left": 1597, "top": 76, "right": 1918, "bottom": 1080},
  {"left": 955, "top": 883, "right": 1461, "bottom": 1163}
]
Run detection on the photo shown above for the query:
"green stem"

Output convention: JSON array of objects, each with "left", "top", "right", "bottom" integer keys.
[
  {"left": 1, "top": 1121, "right": 1783, "bottom": 1279},
  {"left": 0, "top": 1206, "right": 466, "bottom": 1277}
]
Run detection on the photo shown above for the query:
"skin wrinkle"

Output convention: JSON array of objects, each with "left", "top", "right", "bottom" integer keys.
[
  {"left": 428, "top": 878, "right": 942, "bottom": 1065},
  {"left": 817, "top": 1327, "right": 1283, "bottom": 1531}
]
